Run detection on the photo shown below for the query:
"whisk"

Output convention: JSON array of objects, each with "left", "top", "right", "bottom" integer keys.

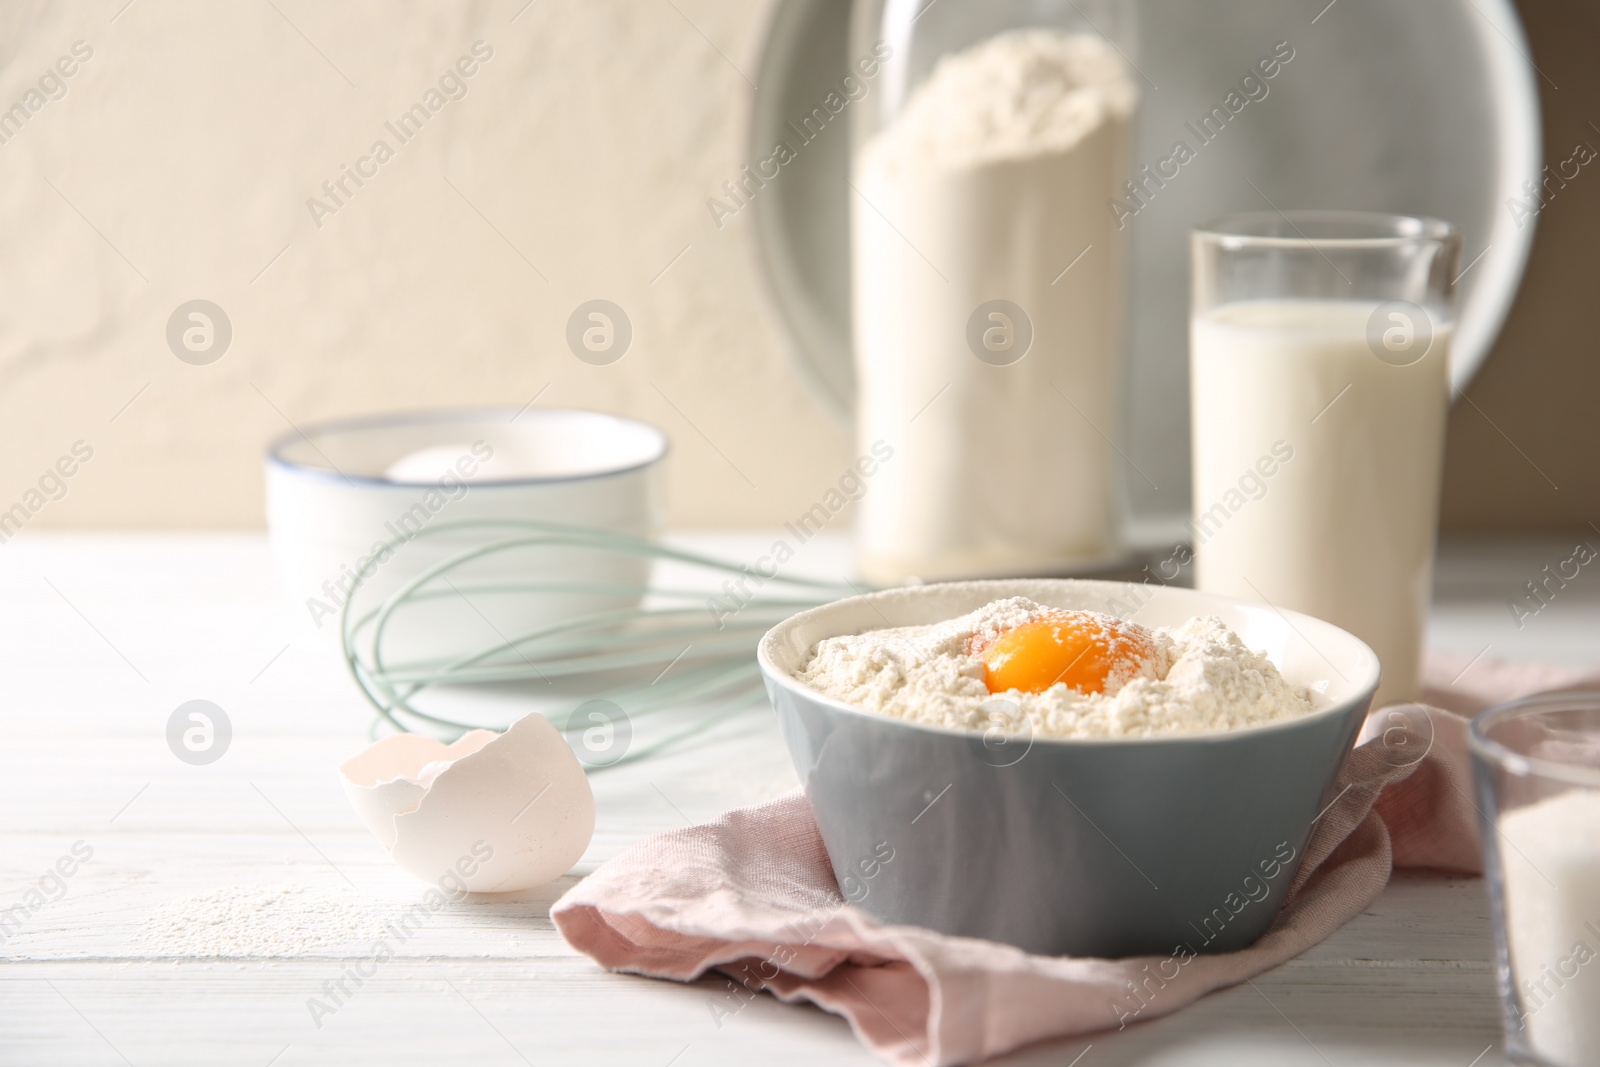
[{"left": 338, "top": 519, "right": 861, "bottom": 769}]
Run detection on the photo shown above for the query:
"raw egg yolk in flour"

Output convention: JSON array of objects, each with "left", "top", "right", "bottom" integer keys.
[{"left": 969, "top": 611, "right": 1156, "bottom": 696}]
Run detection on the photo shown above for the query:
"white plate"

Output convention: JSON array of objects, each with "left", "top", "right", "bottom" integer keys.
[{"left": 747, "top": 0, "right": 1541, "bottom": 527}]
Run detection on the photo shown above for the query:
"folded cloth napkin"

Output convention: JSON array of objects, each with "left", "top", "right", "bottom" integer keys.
[{"left": 552, "top": 654, "right": 1599, "bottom": 1066}]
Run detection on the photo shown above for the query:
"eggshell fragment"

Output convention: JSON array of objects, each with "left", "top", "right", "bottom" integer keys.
[{"left": 339, "top": 712, "right": 594, "bottom": 892}]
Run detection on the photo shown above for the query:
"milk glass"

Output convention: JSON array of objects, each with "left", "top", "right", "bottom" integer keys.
[
  {"left": 1189, "top": 212, "right": 1460, "bottom": 707},
  {"left": 1471, "top": 693, "right": 1600, "bottom": 1067}
]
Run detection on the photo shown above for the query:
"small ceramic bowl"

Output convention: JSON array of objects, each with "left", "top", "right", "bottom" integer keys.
[
  {"left": 266, "top": 407, "right": 667, "bottom": 659},
  {"left": 757, "top": 578, "right": 1379, "bottom": 959}
]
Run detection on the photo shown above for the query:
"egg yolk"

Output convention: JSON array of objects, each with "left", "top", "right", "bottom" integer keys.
[{"left": 969, "top": 610, "right": 1156, "bottom": 695}]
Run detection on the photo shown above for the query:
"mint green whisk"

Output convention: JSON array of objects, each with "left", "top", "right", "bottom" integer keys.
[{"left": 339, "top": 520, "right": 858, "bottom": 769}]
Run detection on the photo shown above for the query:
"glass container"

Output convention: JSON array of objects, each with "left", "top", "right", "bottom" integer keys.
[
  {"left": 1471, "top": 692, "right": 1600, "bottom": 1067},
  {"left": 848, "top": 0, "right": 1140, "bottom": 584},
  {"left": 1189, "top": 211, "right": 1460, "bottom": 706}
]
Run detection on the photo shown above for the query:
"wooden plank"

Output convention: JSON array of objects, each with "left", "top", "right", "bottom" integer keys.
[{"left": 0, "top": 533, "right": 1583, "bottom": 1065}]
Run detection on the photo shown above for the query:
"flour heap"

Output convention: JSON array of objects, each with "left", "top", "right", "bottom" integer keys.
[
  {"left": 795, "top": 597, "right": 1316, "bottom": 740},
  {"left": 862, "top": 30, "right": 1136, "bottom": 174}
]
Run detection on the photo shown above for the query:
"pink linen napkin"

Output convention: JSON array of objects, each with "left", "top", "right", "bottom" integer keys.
[{"left": 552, "top": 654, "right": 1599, "bottom": 1065}]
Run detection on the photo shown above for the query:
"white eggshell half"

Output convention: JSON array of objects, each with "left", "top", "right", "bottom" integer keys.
[
  {"left": 339, "top": 730, "right": 499, "bottom": 849},
  {"left": 345, "top": 712, "right": 595, "bottom": 893}
]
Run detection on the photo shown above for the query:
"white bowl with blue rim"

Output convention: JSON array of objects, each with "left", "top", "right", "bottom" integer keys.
[{"left": 265, "top": 407, "right": 668, "bottom": 661}]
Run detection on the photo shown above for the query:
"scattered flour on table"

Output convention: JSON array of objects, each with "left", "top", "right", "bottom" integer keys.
[
  {"left": 140, "top": 884, "right": 393, "bottom": 957},
  {"left": 795, "top": 597, "right": 1315, "bottom": 739}
]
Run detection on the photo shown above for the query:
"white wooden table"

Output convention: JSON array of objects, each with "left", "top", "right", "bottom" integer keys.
[{"left": 3, "top": 531, "right": 1596, "bottom": 1066}]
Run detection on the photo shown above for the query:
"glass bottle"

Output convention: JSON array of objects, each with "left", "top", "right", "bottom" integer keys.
[{"left": 848, "top": 0, "right": 1140, "bottom": 584}]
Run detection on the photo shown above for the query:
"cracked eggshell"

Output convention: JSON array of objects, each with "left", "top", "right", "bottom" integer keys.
[
  {"left": 339, "top": 713, "right": 594, "bottom": 892},
  {"left": 340, "top": 730, "right": 498, "bottom": 849}
]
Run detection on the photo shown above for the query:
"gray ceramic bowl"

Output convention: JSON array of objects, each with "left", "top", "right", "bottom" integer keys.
[{"left": 757, "top": 579, "right": 1380, "bottom": 959}]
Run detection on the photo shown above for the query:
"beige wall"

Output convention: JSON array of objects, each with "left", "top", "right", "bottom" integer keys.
[
  {"left": 0, "top": 0, "right": 854, "bottom": 532},
  {"left": 1, "top": 0, "right": 1592, "bottom": 535}
]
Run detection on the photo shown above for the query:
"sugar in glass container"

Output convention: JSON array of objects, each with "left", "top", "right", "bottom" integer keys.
[{"left": 1471, "top": 692, "right": 1600, "bottom": 1067}]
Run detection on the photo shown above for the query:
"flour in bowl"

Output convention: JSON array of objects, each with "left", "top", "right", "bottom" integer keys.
[{"left": 794, "top": 597, "right": 1315, "bottom": 739}]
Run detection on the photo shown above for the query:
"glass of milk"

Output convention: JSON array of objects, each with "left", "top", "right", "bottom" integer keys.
[
  {"left": 1471, "top": 693, "right": 1600, "bottom": 1067},
  {"left": 1189, "top": 212, "right": 1460, "bottom": 707}
]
